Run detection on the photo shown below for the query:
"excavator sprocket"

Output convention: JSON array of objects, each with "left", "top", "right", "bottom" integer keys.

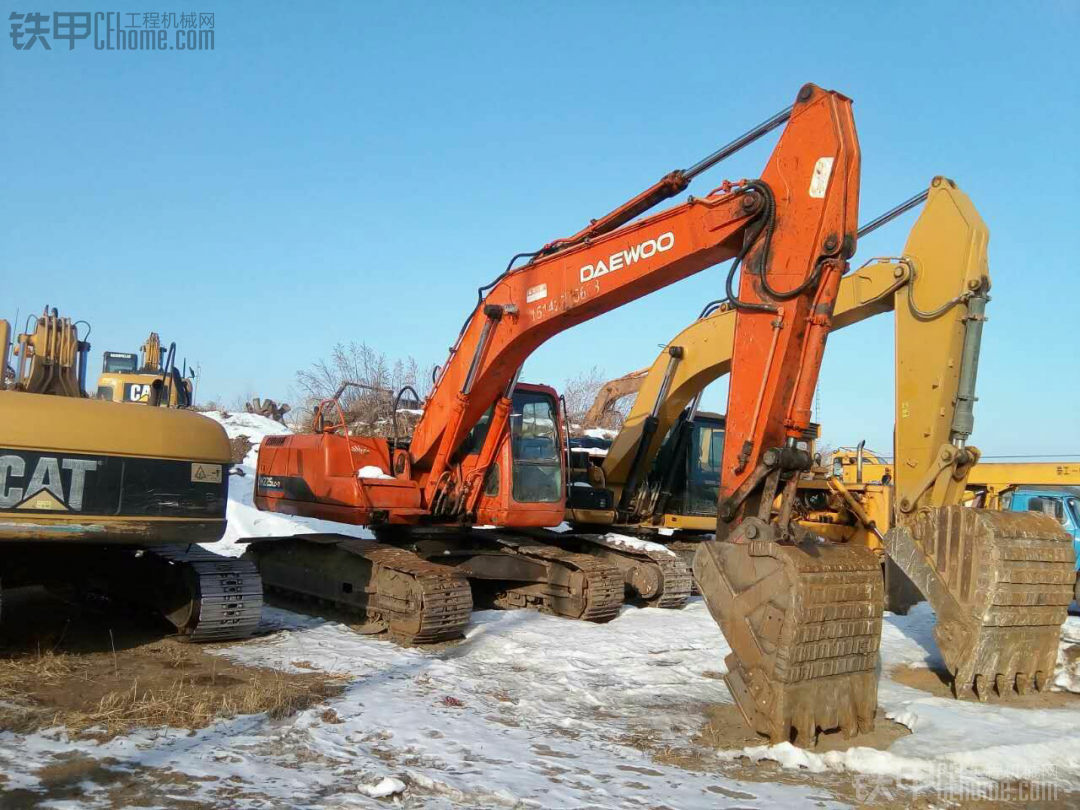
[
  {"left": 484, "top": 537, "right": 625, "bottom": 622},
  {"left": 885, "top": 506, "right": 1075, "bottom": 701},
  {"left": 694, "top": 520, "right": 883, "bottom": 746},
  {"left": 242, "top": 535, "right": 472, "bottom": 644},
  {"left": 572, "top": 534, "right": 692, "bottom": 608}
]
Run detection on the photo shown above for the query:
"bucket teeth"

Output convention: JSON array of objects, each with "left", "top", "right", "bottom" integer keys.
[
  {"left": 1016, "top": 672, "right": 1030, "bottom": 695},
  {"left": 886, "top": 507, "right": 1075, "bottom": 702},
  {"left": 694, "top": 531, "right": 883, "bottom": 747}
]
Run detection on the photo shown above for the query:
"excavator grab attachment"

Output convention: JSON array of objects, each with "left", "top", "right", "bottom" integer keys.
[{"left": 690, "top": 86, "right": 884, "bottom": 746}]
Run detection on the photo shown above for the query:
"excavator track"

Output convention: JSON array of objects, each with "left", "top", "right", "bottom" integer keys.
[
  {"left": 148, "top": 545, "right": 264, "bottom": 642},
  {"left": 508, "top": 529, "right": 693, "bottom": 609},
  {"left": 666, "top": 538, "right": 708, "bottom": 595},
  {"left": 886, "top": 506, "right": 1075, "bottom": 701},
  {"left": 694, "top": 523, "right": 883, "bottom": 746},
  {"left": 243, "top": 535, "right": 472, "bottom": 644},
  {"left": 482, "top": 536, "right": 625, "bottom": 623}
]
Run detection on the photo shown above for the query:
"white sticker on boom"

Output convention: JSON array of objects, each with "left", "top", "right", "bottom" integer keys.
[
  {"left": 808, "top": 157, "right": 835, "bottom": 199},
  {"left": 526, "top": 283, "right": 548, "bottom": 303},
  {"left": 191, "top": 463, "right": 223, "bottom": 484}
]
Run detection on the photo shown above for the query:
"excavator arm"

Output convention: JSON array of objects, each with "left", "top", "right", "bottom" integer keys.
[
  {"left": 880, "top": 182, "right": 1076, "bottom": 702},
  {"left": 409, "top": 84, "right": 857, "bottom": 508},
  {"left": 582, "top": 368, "right": 649, "bottom": 430},
  {"left": 257, "top": 84, "right": 864, "bottom": 529}
]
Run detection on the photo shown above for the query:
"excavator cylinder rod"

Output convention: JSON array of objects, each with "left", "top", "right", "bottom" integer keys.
[
  {"left": 857, "top": 189, "right": 930, "bottom": 239},
  {"left": 682, "top": 104, "right": 794, "bottom": 180}
]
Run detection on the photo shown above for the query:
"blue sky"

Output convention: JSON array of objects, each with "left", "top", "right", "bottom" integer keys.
[{"left": 3, "top": 1, "right": 1078, "bottom": 456}]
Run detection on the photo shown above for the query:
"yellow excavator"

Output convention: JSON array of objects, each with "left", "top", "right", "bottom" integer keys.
[
  {"left": 559, "top": 178, "right": 1075, "bottom": 704},
  {"left": 0, "top": 307, "right": 261, "bottom": 638},
  {"left": 96, "top": 331, "right": 194, "bottom": 408}
]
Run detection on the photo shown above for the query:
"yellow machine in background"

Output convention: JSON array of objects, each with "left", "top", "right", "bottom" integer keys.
[
  {"left": 96, "top": 331, "right": 194, "bottom": 408},
  {"left": 581, "top": 368, "right": 649, "bottom": 431},
  {"left": 0, "top": 307, "right": 260, "bottom": 638},
  {"left": 562, "top": 178, "right": 1074, "bottom": 702}
]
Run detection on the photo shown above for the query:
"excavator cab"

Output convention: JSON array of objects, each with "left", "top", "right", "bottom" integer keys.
[
  {"left": 470, "top": 383, "right": 567, "bottom": 525},
  {"left": 657, "top": 413, "right": 726, "bottom": 519}
]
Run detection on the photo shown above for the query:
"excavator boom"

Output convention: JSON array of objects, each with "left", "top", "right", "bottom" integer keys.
[
  {"left": 257, "top": 84, "right": 863, "bottom": 531},
  {"left": 582, "top": 368, "right": 649, "bottom": 430}
]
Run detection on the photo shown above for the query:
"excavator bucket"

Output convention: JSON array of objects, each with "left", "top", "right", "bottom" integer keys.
[
  {"left": 694, "top": 522, "right": 883, "bottom": 746},
  {"left": 886, "top": 506, "right": 1075, "bottom": 700}
]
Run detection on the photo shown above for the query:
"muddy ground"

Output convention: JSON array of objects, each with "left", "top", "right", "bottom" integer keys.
[{"left": 2, "top": 589, "right": 1077, "bottom": 809}]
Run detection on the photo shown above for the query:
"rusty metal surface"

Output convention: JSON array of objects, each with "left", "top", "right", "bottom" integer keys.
[
  {"left": 694, "top": 524, "right": 882, "bottom": 746},
  {"left": 243, "top": 535, "right": 472, "bottom": 644},
  {"left": 886, "top": 506, "right": 1075, "bottom": 700}
]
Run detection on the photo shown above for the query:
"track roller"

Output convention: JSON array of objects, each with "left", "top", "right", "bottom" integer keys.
[{"left": 446, "top": 534, "right": 625, "bottom": 623}]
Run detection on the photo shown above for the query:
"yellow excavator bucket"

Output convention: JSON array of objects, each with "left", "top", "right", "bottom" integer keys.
[{"left": 881, "top": 179, "right": 1075, "bottom": 700}]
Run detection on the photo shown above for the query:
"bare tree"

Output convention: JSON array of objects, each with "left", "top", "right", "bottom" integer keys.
[
  {"left": 294, "top": 341, "right": 433, "bottom": 435},
  {"left": 561, "top": 365, "right": 611, "bottom": 434}
]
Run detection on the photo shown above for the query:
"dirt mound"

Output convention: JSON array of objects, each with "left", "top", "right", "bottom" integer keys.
[{"left": 228, "top": 435, "right": 254, "bottom": 463}]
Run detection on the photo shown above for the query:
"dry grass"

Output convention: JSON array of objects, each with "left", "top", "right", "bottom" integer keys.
[{"left": 0, "top": 645, "right": 346, "bottom": 740}]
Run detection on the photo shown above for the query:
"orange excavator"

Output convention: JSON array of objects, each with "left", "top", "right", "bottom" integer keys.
[{"left": 248, "top": 84, "right": 880, "bottom": 744}]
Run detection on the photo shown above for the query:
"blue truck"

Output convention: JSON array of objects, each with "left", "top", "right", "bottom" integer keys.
[{"left": 1001, "top": 485, "right": 1080, "bottom": 601}]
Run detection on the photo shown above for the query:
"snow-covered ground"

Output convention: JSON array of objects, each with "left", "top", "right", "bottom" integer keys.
[{"left": 3, "top": 412, "right": 1080, "bottom": 808}]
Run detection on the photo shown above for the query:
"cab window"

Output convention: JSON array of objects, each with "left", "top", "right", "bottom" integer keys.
[{"left": 510, "top": 391, "right": 562, "bottom": 504}]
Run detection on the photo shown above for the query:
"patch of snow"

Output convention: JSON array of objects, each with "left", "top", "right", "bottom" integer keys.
[
  {"left": 602, "top": 531, "right": 677, "bottom": 557},
  {"left": 1055, "top": 616, "right": 1080, "bottom": 693},
  {"left": 583, "top": 427, "right": 617, "bottom": 440},
  {"left": 356, "top": 465, "right": 392, "bottom": 480},
  {"left": 357, "top": 776, "right": 406, "bottom": 798}
]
